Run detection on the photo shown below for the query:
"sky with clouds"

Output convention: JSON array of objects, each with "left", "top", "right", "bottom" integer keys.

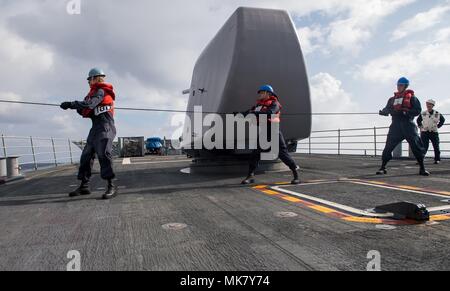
[{"left": 0, "top": 0, "right": 449, "bottom": 140}]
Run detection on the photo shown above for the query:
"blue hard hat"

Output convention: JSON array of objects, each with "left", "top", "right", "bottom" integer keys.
[
  {"left": 87, "top": 68, "right": 106, "bottom": 80},
  {"left": 258, "top": 84, "right": 275, "bottom": 95},
  {"left": 397, "top": 77, "right": 410, "bottom": 86}
]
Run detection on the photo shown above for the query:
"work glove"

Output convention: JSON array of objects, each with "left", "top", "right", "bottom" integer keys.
[
  {"left": 60, "top": 102, "right": 73, "bottom": 110},
  {"left": 379, "top": 110, "right": 388, "bottom": 116}
]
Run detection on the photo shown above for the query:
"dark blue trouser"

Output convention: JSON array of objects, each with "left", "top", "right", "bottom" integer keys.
[
  {"left": 421, "top": 131, "right": 441, "bottom": 162},
  {"left": 382, "top": 121, "right": 425, "bottom": 164},
  {"left": 78, "top": 124, "right": 116, "bottom": 182},
  {"left": 248, "top": 131, "right": 297, "bottom": 175}
]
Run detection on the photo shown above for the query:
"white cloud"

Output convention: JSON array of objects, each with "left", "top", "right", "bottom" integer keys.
[
  {"left": 358, "top": 36, "right": 450, "bottom": 83},
  {"left": 296, "top": 0, "right": 416, "bottom": 54},
  {"left": 0, "top": 26, "right": 54, "bottom": 94},
  {"left": 326, "top": 0, "right": 415, "bottom": 53},
  {"left": 297, "top": 26, "right": 328, "bottom": 55},
  {"left": 0, "top": 0, "right": 422, "bottom": 139},
  {"left": 435, "top": 27, "right": 450, "bottom": 42},
  {"left": 437, "top": 99, "right": 450, "bottom": 118},
  {"left": 391, "top": 4, "right": 450, "bottom": 41},
  {"left": 0, "top": 92, "right": 37, "bottom": 125},
  {"left": 311, "top": 73, "right": 354, "bottom": 106},
  {"left": 49, "top": 114, "right": 80, "bottom": 137},
  {"left": 310, "top": 73, "right": 374, "bottom": 130},
  {"left": 0, "top": 92, "right": 22, "bottom": 117},
  {"left": 0, "top": 90, "right": 89, "bottom": 138}
]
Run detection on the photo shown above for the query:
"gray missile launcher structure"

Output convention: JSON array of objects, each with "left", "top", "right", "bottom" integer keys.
[{"left": 182, "top": 7, "right": 311, "bottom": 158}]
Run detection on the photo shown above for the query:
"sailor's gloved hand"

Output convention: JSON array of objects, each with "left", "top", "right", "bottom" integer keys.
[
  {"left": 60, "top": 102, "right": 72, "bottom": 110},
  {"left": 379, "top": 110, "right": 388, "bottom": 116}
]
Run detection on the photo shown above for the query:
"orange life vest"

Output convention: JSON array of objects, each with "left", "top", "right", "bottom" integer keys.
[
  {"left": 81, "top": 83, "right": 115, "bottom": 118},
  {"left": 252, "top": 96, "right": 281, "bottom": 123},
  {"left": 392, "top": 89, "right": 414, "bottom": 112}
]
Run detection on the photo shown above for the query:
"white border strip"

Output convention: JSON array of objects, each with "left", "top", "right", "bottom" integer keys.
[
  {"left": 132, "top": 159, "right": 192, "bottom": 165},
  {"left": 349, "top": 181, "right": 450, "bottom": 199},
  {"left": 271, "top": 184, "right": 394, "bottom": 218},
  {"left": 272, "top": 180, "right": 450, "bottom": 218},
  {"left": 428, "top": 205, "right": 450, "bottom": 212},
  {"left": 121, "top": 158, "right": 191, "bottom": 165}
]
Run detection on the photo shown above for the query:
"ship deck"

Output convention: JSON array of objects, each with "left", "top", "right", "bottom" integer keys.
[{"left": 1, "top": 154, "right": 449, "bottom": 271}]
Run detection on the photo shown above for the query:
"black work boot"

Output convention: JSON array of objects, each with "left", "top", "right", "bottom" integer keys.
[
  {"left": 102, "top": 180, "right": 118, "bottom": 200},
  {"left": 241, "top": 174, "right": 255, "bottom": 185},
  {"left": 376, "top": 161, "right": 388, "bottom": 175},
  {"left": 418, "top": 161, "right": 430, "bottom": 176},
  {"left": 376, "top": 168, "right": 387, "bottom": 175},
  {"left": 69, "top": 182, "right": 91, "bottom": 197},
  {"left": 434, "top": 160, "right": 440, "bottom": 165},
  {"left": 291, "top": 166, "right": 300, "bottom": 185}
]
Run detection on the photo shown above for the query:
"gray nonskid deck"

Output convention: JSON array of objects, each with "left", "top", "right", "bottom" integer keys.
[{"left": 0, "top": 154, "right": 449, "bottom": 271}]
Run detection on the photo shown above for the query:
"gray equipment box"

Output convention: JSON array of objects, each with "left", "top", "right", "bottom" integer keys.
[{"left": 118, "top": 137, "right": 145, "bottom": 158}]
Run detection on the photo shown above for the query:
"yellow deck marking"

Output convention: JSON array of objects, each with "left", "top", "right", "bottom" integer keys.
[
  {"left": 430, "top": 215, "right": 450, "bottom": 221},
  {"left": 343, "top": 217, "right": 383, "bottom": 224},
  {"left": 363, "top": 180, "right": 450, "bottom": 196},
  {"left": 398, "top": 185, "right": 421, "bottom": 191},
  {"left": 306, "top": 179, "right": 328, "bottom": 183},
  {"left": 309, "top": 205, "right": 335, "bottom": 214},
  {"left": 274, "top": 182, "right": 291, "bottom": 185},
  {"left": 254, "top": 179, "right": 450, "bottom": 226},
  {"left": 280, "top": 195, "right": 302, "bottom": 203},
  {"left": 431, "top": 191, "right": 450, "bottom": 196},
  {"left": 262, "top": 190, "right": 280, "bottom": 195},
  {"left": 361, "top": 180, "right": 387, "bottom": 185}
]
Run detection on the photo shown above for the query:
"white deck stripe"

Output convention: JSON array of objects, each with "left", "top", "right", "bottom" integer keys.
[
  {"left": 427, "top": 205, "right": 450, "bottom": 212},
  {"left": 349, "top": 181, "right": 450, "bottom": 199},
  {"left": 288, "top": 181, "right": 340, "bottom": 187},
  {"left": 122, "top": 158, "right": 131, "bottom": 165},
  {"left": 273, "top": 179, "right": 450, "bottom": 217},
  {"left": 132, "top": 159, "right": 192, "bottom": 165},
  {"left": 271, "top": 185, "right": 394, "bottom": 218}
]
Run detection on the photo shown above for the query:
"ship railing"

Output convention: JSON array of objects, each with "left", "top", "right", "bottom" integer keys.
[
  {"left": 2, "top": 123, "right": 449, "bottom": 174},
  {"left": 0, "top": 135, "right": 85, "bottom": 172},
  {"left": 297, "top": 123, "right": 450, "bottom": 159}
]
